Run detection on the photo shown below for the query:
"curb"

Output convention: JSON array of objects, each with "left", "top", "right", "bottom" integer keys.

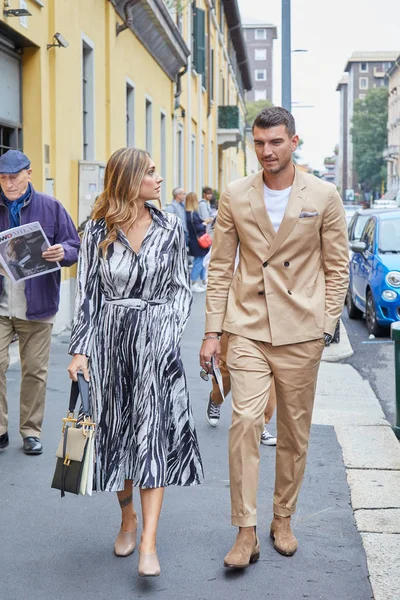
[{"left": 321, "top": 319, "right": 353, "bottom": 362}]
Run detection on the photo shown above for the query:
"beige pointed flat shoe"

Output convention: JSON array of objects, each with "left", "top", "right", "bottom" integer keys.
[
  {"left": 114, "top": 516, "right": 138, "bottom": 557},
  {"left": 138, "top": 548, "right": 160, "bottom": 577}
]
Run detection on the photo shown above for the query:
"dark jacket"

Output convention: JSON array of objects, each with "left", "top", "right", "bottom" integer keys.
[
  {"left": 186, "top": 210, "right": 208, "bottom": 258},
  {"left": 0, "top": 187, "right": 80, "bottom": 319}
]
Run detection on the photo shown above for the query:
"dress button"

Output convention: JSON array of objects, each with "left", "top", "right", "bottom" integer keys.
[
  {"left": 284, "top": 261, "right": 290, "bottom": 267},
  {"left": 287, "top": 290, "right": 292, "bottom": 295},
  {"left": 258, "top": 291, "right": 264, "bottom": 296},
  {"left": 263, "top": 261, "right": 268, "bottom": 268}
]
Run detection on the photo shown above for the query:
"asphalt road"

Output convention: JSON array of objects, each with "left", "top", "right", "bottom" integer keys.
[
  {"left": 0, "top": 295, "right": 372, "bottom": 600},
  {"left": 341, "top": 308, "right": 396, "bottom": 426}
]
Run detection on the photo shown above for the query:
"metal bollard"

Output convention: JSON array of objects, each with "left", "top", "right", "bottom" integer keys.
[{"left": 390, "top": 321, "right": 400, "bottom": 439}]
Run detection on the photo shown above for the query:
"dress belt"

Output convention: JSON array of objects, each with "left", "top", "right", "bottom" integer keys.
[{"left": 105, "top": 298, "right": 168, "bottom": 310}]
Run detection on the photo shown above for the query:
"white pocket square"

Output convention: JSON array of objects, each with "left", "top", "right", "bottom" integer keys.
[{"left": 299, "top": 211, "right": 319, "bottom": 218}]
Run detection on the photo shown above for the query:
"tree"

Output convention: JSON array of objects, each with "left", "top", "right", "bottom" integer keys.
[
  {"left": 245, "top": 99, "right": 273, "bottom": 127},
  {"left": 351, "top": 87, "right": 388, "bottom": 194}
]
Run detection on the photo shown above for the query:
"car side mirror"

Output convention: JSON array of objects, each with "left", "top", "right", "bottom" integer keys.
[{"left": 351, "top": 241, "right": 367, "bottom": 254}]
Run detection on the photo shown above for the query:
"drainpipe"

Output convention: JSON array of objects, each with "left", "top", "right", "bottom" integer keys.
[
  {"left": 116, "top": 0, "right": 140, "bottom": 36},
  {"left": 174, "top": 66, "right": 188, "bottom": 110}
]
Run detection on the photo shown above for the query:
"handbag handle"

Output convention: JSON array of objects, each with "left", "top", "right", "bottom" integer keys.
[{"left": 68, "top": 373, "right": 90, "bottom": 417}]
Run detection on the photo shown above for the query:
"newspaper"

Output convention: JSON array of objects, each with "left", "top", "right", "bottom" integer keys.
[
  {"left": 211, "top": 355, "right": 225, "bottom": 402},
  {"left": 0, "top": 222, "right": 61, "bottom": 283}
]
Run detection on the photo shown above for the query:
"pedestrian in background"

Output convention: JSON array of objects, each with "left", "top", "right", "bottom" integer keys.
[
  {"left": 68, "top": 147, "right": 203, "bottom": 578},
  {"left": 200, "top": 106, "right": 348, "bottom": 568},
  {"left": 165, "top": 187, "right": 188, "bottom": 245},
  {"left": 0, "top": 150, "right": 80, "bottom": 455},
  {"left": 199, "top": 186, "right": 213, "bottom": 226},
  {"left": 186, "top": 192, "right": 210, "bottom": 293},
  {"left": 205, "top": 331, "right": 277, "bottom": 446}
]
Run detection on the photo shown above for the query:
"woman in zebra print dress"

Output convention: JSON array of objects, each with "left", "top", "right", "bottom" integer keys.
[{"left": 67, "top": 148, "right": 203, "bottom": 577}]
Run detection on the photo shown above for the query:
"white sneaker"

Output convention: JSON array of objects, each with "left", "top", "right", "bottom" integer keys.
[
  {"left": 191, "top": 283, "right": 205, "bottom": 293},
  {"left": 260, "top": 425, "right": 277, "bottom": 446}
]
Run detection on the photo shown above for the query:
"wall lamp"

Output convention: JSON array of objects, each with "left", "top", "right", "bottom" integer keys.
[
  {"left": 47, "top": 33, "right": 69, "bottom": 50},
  {"left": 3, "top": 8, "right": 31, "bottom": 17}
]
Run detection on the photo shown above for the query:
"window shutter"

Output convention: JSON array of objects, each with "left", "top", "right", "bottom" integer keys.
[{"left": 193, "top": 6, "right": 206, "bottom": 85}]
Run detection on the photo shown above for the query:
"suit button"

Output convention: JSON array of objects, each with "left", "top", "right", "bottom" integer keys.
[
  {"left": 258, "top": 291, "right": 264, "bottom": 296},
  {"left": 263, "top": 261, "right": 268, "bottom": 268},
  {"left": 287, "top": 290, "right": 292, "bottom": 295},
  {"left": 284, "top": 261, "right": 290, "bottom": 267}
]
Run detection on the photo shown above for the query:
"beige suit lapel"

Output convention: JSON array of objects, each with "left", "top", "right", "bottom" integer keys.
[
  {"left": 248, "top": 171, "right": 276, "bottom": 245},
  {"left": 265, "top": 168, "right": 306, "bottom": 260}
]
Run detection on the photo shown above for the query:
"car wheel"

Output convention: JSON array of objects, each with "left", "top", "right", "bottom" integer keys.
[
  {"left": 365, "top": 290, "right": 387, "bottom": 337},
  {"left": 346, "top": 287, "right": 362, "bottom": 319}
]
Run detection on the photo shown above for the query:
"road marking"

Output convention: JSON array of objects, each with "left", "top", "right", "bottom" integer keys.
[{"left": 361, "top": 340, "right": 392, "bottom": 344}]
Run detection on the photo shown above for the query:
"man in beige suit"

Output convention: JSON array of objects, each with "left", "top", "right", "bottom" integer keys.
[{"left": 200, "top": 107, "right": 349, "bottom": 568}]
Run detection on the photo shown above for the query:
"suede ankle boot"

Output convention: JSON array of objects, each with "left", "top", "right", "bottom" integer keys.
[
  {"left": 270, "top": 515, "right": 298, "bottom": 556},
  {"left": 224, "top": 527, "right": 260, "bottom": 569}
]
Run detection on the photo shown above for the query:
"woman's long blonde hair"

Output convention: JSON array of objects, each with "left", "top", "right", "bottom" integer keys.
[
  {"left": 92, "top": 147, "right": 150, "bottom": 255},
  {"left": 185, "top": 192, "right": 199, "bottom": 212}
]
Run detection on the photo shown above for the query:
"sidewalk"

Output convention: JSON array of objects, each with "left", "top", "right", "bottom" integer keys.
[{"left": 1, "top": 296, "right": 396, "bottom": 600}]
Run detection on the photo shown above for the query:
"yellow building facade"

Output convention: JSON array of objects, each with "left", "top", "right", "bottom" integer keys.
[{"left": 0, "top": 0, "right": 251, "bottom": 328}]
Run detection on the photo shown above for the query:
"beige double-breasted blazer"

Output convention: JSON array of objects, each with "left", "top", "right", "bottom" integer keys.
[{"left": 205, "top": 167, "right": 349, "bottom": 346}]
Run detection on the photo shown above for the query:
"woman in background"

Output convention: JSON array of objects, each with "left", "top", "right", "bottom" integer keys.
[{"left": 186, "top": 192, "right": 211, "bottom": 293}]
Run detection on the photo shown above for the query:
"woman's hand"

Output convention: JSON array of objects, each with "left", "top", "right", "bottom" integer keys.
[{"left": 68, "top": 354, "right": 89, "bottom": 382}]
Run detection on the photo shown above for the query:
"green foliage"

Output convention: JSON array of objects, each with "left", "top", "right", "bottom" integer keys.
[
  {"left": 351, "top": 87, "right": 388, "bottom": 192},
  {"left": 245, "top": 99, "right": 273, "bottom": 127}
]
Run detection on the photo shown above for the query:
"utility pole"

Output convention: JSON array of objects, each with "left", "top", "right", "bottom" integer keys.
[{"left": 281, "top": 0, "right": 291, "bottom": 111}]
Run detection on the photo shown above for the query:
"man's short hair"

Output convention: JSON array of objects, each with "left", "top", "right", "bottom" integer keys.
[
  {"left": 202, "top": 186, "right": 213, "bottom": 195},
  {"left": 252, "top": 106, "right": 296, "bottom": 138},
  {"left": 172, "top": 187, "right": 183, "bottom": 198}
]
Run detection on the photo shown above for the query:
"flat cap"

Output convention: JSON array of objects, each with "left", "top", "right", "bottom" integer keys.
[{"left": 0, "top": 150, "right": 31, "bottom": 174}]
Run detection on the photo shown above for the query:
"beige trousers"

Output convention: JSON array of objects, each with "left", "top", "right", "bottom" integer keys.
[
  {"left": 227, "top": 333, "right": 325, "bottom": 526},
  {"left": 0, "top": 317, "right": 53, "bottom": 438},
  {"left": 211, "top": 332, "right": 276, "bottom": 423}
]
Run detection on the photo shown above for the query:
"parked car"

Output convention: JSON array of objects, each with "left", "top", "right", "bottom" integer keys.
[{"left": 347, "top": 210, "right": 400, "bottom": 335}]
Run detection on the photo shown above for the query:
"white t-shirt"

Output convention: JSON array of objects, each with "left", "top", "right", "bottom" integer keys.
[{"left": 263, "top": 184, "right": 292, "bottom": 232}]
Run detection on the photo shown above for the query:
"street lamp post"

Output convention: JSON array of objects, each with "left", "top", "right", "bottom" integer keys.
[{"left": 281, "top": 0, "right": 291, "bottom": 111}]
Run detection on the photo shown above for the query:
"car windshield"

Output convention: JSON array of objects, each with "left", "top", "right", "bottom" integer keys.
[
  {"left": 354, "top": 215, "right": 369, "bottom": 239},
  {"left": 379, "top": 218, "right": 400, "bottom": 253}
]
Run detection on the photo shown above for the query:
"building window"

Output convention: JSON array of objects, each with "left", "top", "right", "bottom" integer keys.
[
  {"left": 359, "top": 77, "right": 368, "bottom": 90},
  {"left": 255, "top": 69, "right": 267, "bottom": 81},
  {"left": 210, "top": 48, "right": 214, "bottom": 101},
  {"left": 177, "top": 125, "right": 184, "bottom": 188},
  {"left": 255, "top": 49, "right": 267, "bottom": 61},
  {"left": 82, "top": 39, "right": 94, "bottom": 161},
  {"left": 0, "top": 124, "right": 22, "bottom": 156},
  {"left": 145, "top": 98, "right": 152, "bottom": 154},
  {"left": 126, "top": 82, "right": 135, "bottom": 147},
  {"left": 360, "top": 62, "right": 368, "bottom": 73},
  {"left": 255, "top": 28, "right": 266, "bottom": 40},
  {"left": 191, "top": 134, "right": 196, "bottom": 192},
  {"left": 255, "top": 90, "right": 267, "bottom": 101},
  {"left": 160, "top": 112, "right": 166, "bottom": 206}
]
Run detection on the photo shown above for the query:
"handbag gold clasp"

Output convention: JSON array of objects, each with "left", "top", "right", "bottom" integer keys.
[{"left": 63, "top": 453, "right": 71, "bottom": 466}]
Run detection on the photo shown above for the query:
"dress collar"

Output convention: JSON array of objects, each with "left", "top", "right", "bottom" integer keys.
[{"left": 145, "top": 202, "right": 173, "bottom": 230}]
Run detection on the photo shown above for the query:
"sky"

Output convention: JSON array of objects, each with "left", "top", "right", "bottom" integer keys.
[{"left": 237, "top": 0, "right": 400, "bottom": 171}]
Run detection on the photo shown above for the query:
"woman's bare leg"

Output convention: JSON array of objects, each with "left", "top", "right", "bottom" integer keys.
[
  {"left": 139, "top": 487, "right": 165, "bottom": 553},
  {"left": 117, "top": 479, "right": 137, "bottom": 531}
]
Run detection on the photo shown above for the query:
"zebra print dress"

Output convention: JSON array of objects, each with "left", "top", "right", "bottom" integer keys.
[{"left": 69, "top": 205, "right": 203, "bottom": 492}]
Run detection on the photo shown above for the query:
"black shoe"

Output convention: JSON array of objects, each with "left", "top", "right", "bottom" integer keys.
[
  {"left": 0, "top": 431, "right": 9, "bottom": 450},
  {"left": 23, "top": 436, "right": 43, "bottom": 455},
  {"left": 206, "top": 394, "right": 221, "bottom": 427}
]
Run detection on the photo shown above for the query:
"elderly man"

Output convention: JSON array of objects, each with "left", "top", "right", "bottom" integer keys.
[
  {"left": 165, "top": 187, "right": 188, "bottom": 243},
  {"left": 0, "top": 150, "right": 80, "bottom": 455}
]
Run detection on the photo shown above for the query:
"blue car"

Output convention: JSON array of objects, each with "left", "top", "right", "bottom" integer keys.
[{"left": 347, "top": 210, "right": 400, "bottom": 336}]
